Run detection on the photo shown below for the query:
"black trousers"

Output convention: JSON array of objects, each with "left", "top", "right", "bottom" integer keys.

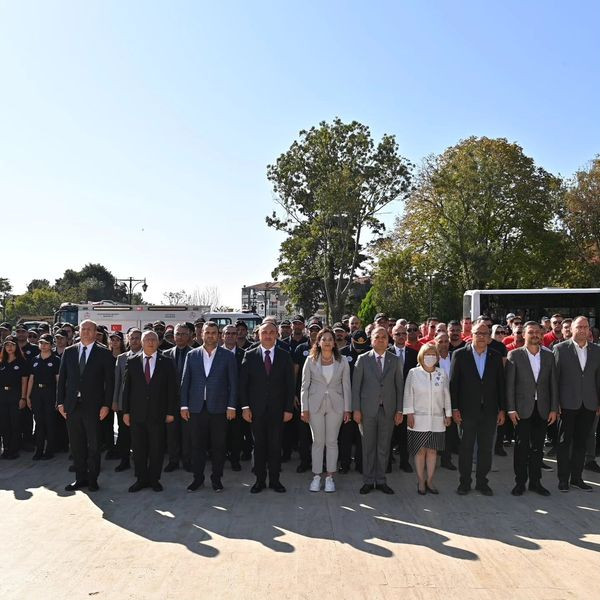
[
  {"left": 19, "top": 404, "right": 34, "bottom": 447},
  {"left": 31, "top": 387, "right": 57, "bottom": 454},
  {"left": 115, "top": 410, "right": 131, "bottom": 460},
  {"left": 66, "top": 404, "right": 101, "bottom": 482},
  {"left": 338, "top": 419, "right": 362, "bottom": 469},
  {"left": 0, "top": 390, "right": 20, "bottom": 456},
  {"left": 55, "top": 410, "right": 70, "bottom": 452},
  {"left": 458, "top": 411, "right": 497, "bottom": 487},
  {"left": 166, "top": 412, "right": 192, "bottom": 466},
  {"left": 441, "top": 421, "right": 460, "bottom": 461},
  {"left": 513, "top": 405, "right": 547, "bottom": 485},
  {"left": 190, "top": 409, "right": 228, "bottom": 481},
  {"left": 281, "top": 408, "right": 299, "bottom": 459},
  {"left": 100, "top": 409, "right": 116, "bottom": 451},
  {"left": 130, "top": 420, "right": 165, "bottom": 484},
  {"left": 252, "top": 409, "right": 284, "bottom": 483},
  {"left": 388, "top": 420, "right": 409, "bottom": 467},
  {"left": 557, "top": 406, "right": 596, "bottom": 483},
  {"left": 226, "top": 411, "right": 242, "bottom": 463}
]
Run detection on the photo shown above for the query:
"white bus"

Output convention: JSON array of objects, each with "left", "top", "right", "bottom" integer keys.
[
  {"left": 54, "top": 302, "right": 263, "bottom": 332},
  {"left": 463, "top": 288, "right": 600, "bottom": 326}
]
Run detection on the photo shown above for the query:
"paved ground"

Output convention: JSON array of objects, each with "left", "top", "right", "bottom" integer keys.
[{"left": 1, "top": 450, "right": 600, "bottom": 599}]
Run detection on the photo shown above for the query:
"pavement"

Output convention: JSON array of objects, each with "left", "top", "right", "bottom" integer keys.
[{"left": 1, "top": 449, "right": 600, "bottom": 599}]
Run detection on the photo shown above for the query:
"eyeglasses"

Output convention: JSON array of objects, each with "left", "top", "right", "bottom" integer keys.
[
  {"left": 495, "top": 330, "right": 506, "bottom": 335},
  {"left": 407, "top": 328, "right": 418, "bottom": 332}
]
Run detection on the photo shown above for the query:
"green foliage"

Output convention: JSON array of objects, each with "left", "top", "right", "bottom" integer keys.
[
  {"left": 357, "top": 287, "right": 377, "bottom": 325},
  {"left": 0, "top": 277, "right": 11, "bottom": 294},
  {"left": 27, "top": 279, "right": 50, "bottom": 292},
  {"left": 6, "top": 288, "right": 62, "bottom": 322},
  {"left": 267, "top": 118, "right": 412, "bottom": 321},
  {"left": 55, "top": 263, "right": 129, "bottom": 303}
]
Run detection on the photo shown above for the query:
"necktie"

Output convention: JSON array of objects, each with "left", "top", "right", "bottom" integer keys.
[
  {"left": 264, "top": 349, "right": 272, "bottom": 375},
  {"left": 377, "top": 355, "right": 383, "bottom": 373},
  {"left": 145, "top": 356, "right": 151, "bottom": 384},
  {"left": 79, "top": 345, "right": 87, "bottom": 375},
  {"left": 176, "top": 349, "right": 183, "bottom": 373}
]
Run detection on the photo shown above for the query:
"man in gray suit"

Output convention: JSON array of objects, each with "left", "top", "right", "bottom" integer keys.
[
  {"left": 506, "top": 321, "right": 558, "bottom": 496},
  {"left": 352, "top": 326, "right": 404, "bottom": 495},
  {"left": 554, "top": 316, "right": 600, "bottom": 492}
]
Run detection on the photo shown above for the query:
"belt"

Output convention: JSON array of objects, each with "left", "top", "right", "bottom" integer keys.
[
  {"left": 3, "top": 386, "right": 11, "bottom": 391},
  {"left": 37, "top": 383, "right": 50, "bottom": 389}
]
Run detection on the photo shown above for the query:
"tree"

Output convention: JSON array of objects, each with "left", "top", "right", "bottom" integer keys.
[
  {"left": 0, "top": 277, "right": 11, "bottom": 294},
  {"left": 161, "top": 287, "right": 220, "bottom": 309},
  {"left": 266, "top": 118, "right": 412, "bottom": 322},
  {"left": 357, "top": 287, "right": 377, "bottom": 326},
  {"left": 54, "top": 263, "right": 131, "bottom": 303},
  {"left": 27, "top": 279, "right": 50, "bottom": 292},
  {"left": 6, "top": 288, "right": 62, "bottom": 322}
]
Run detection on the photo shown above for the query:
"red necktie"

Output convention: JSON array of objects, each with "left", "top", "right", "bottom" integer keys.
[
  {"left": 264, "top": 349, "right": 272, "bottom": 375},
  {"left": 145, "top": 356, "right": 151, "bottom": 384}
]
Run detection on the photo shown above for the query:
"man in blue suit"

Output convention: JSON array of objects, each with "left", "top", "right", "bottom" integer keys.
[{"left": 181, "top": 321, "right": 238, "bottom": 492}]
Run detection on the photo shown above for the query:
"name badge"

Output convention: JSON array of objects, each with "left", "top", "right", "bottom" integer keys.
[{"left": 47, "top": 363, "right": 53, "bottom": 367}]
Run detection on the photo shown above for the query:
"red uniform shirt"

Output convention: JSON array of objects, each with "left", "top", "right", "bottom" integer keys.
[
  {"left": 506, "top": 340, "right": 525, "bottom": 351},
  {"left": 543, "top": 331, "right": 561, "bottom": 348}
]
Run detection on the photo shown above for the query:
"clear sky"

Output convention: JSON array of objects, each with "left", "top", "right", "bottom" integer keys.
[{"left": 1, "top": 1, "right": 599, "bottom": 307}]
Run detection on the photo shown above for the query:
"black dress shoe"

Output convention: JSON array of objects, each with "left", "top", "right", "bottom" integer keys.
[
  {"left": 359, "top": 484, "right": 374, "bottom": 495},
  {"left": 376, "top": 483, "right": 395, "bottom": 495},
  {"left": 151, "top": 482, "right": 163, "bottom": 492},
  {"left": 570, "top": 479, "right": 593, "bottom": 491},
  {"left": 296, "top": 463, "right": 310, "bottom": 473},
  {"left": 187, "top": 478, "right": 204, "bottom": 492},
  {"left": 529, "top": 482, "right": 551, "bottom": 496},
  {"left": 231, "top": 462, "right": 241, "bottom": 472},
  {"left": 558, "top": 480, "right": 570, "bottom": 492},
  {"left": 417, "top": 485, "right": 426, "bottom": 496},
  {"left": 68, "top": 464, "right": 76, "bottom": 472},
  {"left": 494, "top": 447, "right": 507, "bottom": 457},
  {"left": 338, "top": 466, "right": 349, "bottom": 474},
  {"left": 585, "top": 460, "right": 600, "bottom": 473},
  {"left": 400, "top": 462, "right": 413, "bottom": 473},
  {"left": 425, "top": 483, "right": 439, "bottom": 495},
  {"left": 164, "top": 461, "right": 179, "bottom": 473},
  {"left": 41, "top": 452, "right": 54, "bottom": 460},
  {"left": 475, "top": 483, "right": 493, "bottom": 496},
  {"left": 250, "top": 481, "right": 266, "bottom": 494},
  {"left": 88, "top": 481, "right": 99, "bottom": 492},
  {"left": 128, "top": 480, "right": 147, "bottom": 493},
  {"left": 441, "top": 459, "right": 457, "bottom": 471},
  {"left": 65, "top": 480, "right": 88, "bottom": 491},
  {"left": 212, "top": 479, "right": 224, "bottom": 492},
  {"left": 457, "top": 484, "right": 470, "bottom": 495},
  {"left": 269, "top": 481, "right": 286, "bottom": 493},
  {"left": 115, "top": 460, "right": 130, "bottom": 472},
  {"left": 511, "top": 484, "right": 526, "bottom": 496}
]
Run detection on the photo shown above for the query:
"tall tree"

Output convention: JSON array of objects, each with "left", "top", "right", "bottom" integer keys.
[
  {"left": 54, "top": 263, "right": 131, "bottom": 303},
  {"left": 267, "top": 118, "right": 412, "bottom": 322},
  {"left": 27, "top": 278, "right": 50, "bottom": 292},
  {"left": 0, "top": 277, "right": 11, "bottom": 294}
]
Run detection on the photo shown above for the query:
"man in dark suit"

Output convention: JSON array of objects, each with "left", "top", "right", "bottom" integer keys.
[
  {"left": 387, "top": 322, "right": 417, "bottom": 473},
  {"left": 506, "top": 321, "right": 558, "bottom": 496},
  {"left": 122, "top": 331, "right": 177, "bottom": 492},
  {"left": 240, "top": 321, "right": 295, "bottom": 493},
  {"left": 161, "top": 323, "right": 193, "bottom": 473},
  {"left": 450, "top": 322, "right": 506, "bottom": 496},
  {"left": 56, "top": 319, "right": 115, "bottom": 492},
  {"left": 553, "top": 316, "right": 600, "bottom": 492},
  {"left": 181, "top": 322, "right": 238, "bottom": 492}
]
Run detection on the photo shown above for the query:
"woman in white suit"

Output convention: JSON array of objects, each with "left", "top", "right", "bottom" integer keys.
[
  {"left": 403, "top": 344, "right": 452, "bottom": 495},
  {"left": 301, "top": 328, "right": 352, "bottom": 492}
]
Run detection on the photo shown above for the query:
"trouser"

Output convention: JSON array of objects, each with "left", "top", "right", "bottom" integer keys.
[
  {"left": 100, "top": 409, "right": 116, "bottom": 451},
  {"left": 298, "top": 419, "right": 312, "bottom": 466},
  {"left": 458, "top": 411, "right": 497, "bottom": 487},
  {"left": 166, "top": 412, "right": 191, "bottom": 465},
  {"left": 252, "top": 409, "right": 284, "bottom": 483},
  {"left": 240, "top": 419, "right": 253, "bottom": 457},
  {"left": 226, "top": 411, "right": 242, "bottom": 463},
  {"left": 441, "top": 421, "right": 460, "bottom": 461},
  {"left": 115, "top": 410, "right": 131, "bottom": 460},
  {"left": 309, "top": 404, "right": 343, "bottom": 474},
  {"left": 557, "top": 406, "right": 596, "bottom": 483},
  {"left": 514, "top": 405, "right": 547, "bottom": 485},
  {"left": 19, "top": 404, "right": 34, "bottom": 447},
  {"left": 0, "top": 390, "right": 20, "bottom": 456},
  {"left": 361, "top": 406, "right": 395, "bottom": 485},
  {"left": 66, "top": 404, "right": 101, "bottom": 482},
  {"left": 281, "top": 408, "right": 299, "bottom": 458},
  {"left": 388, "top": 419, "right": 409, "bottom": 467},
  {"left": 55, "top": 410, "right": 69, "bottom": 452},
  {"left": 495, "top": 419, "right": 514, "bottom": 449},
  {"left": 190, "top": 408, "right": 228, "bottom": 481},
  {"left": 585, "top": 413, "right": 599, "bottom": 462},
  {"left": 130, "top": 420, "right": 165, "bottom": 484},
  {"left": 31, "top": 387, "right": 57, "bottom": 454},
  {"left": 338, "top": 419, "right": 362, "bottom": 469},
  {"left": 547, "top": 421, "right": 559, "bottom": 447}
]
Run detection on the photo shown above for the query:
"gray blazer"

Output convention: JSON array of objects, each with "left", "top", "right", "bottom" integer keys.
[
  {"left": 553, "top": 339, "right": 600, "bottom": 411},
  {"left": 300, "top": 355, "right": 351, "bottom": 414},
  {"left": 505, "top": 347, "right": 558, "bottom": 419},
  {"left": 113, "top": 350, "right": 140, "bottom": 410},
  {"left": 351, "top": 350, "right": 404, "bottom": 417}
]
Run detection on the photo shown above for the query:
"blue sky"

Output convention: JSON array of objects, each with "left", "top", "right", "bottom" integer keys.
[{"left": 1, "top": 1, "right": 599, "bottom": 307}]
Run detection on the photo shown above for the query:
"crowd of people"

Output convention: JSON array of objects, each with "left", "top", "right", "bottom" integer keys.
[{"left": 1, "top": 310, "right": 599, "bottom": 498}]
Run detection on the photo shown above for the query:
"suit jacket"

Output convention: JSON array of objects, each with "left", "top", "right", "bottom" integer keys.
[
  {"left": 56, "top": 342, "right": 115, "bottom": 414},
  {"left": 553, "top": 339, "right": 600, "bottom": 411},
  {"left": 300, "top": 356, "right": 351, "bottom": 414},
  {"left": 162, "top": 345, "right": 192, "bottom": 383},
  {"left": 505, "top": 346, "right": 559, "bottom": 419},
  {"left": 388, "top": 345, "right": 418, "bottom": 379},
  {"left": 113, "top": 350, "right": 140, "bottom": 410},
  {"left": 180, "top": 346, "right": 238, "bottom": 414},
  {"left": 351, "top": 350, "right": 404, "bottom": 417},
  {"left": 449, "top": 344, "right": 505, "bottom": 418},
  {"left": 239, "top": 346, "right": 295, "bottom": 416},
  {"left": 122, "top": 353, "right": 178, "bottom": 422}
]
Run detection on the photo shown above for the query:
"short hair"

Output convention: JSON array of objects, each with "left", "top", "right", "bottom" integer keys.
[
  {"left": 141, "top": 330, "right": 158, "bottom": 342},
  {"left": 370, "top": 325, "right": 387, "bottom": 340},
  {"left": 523, "top": 321, "right": 540, "bottom": 330},
  {"left": 448, "top": 320, "right": 461, "bottom": 327},
  {"left": 562, "top": 318, "right": 573, "bottom": 326},
  {"left": 417, "top": 343, "right": 439, "bottom": 368},
  {"left": 259, "top": 321, "right": 277, "bottom": 333},
  {"left": 551, "top": 313, "right": 563, "bottom": 320},
  {"left": 202, "top": 321, "right": 219, "bottom": 332}
]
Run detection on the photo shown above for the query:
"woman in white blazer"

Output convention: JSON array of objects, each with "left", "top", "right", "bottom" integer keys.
[
  {"left": 403, "top": 344, "right": 452, "bottom": 495},
  {"left": 301, "top": 328, "right": 351, "bottom": 493}
]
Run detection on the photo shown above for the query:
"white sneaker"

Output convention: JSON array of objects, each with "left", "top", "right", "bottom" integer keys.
[
  {"left": 324, "top": 476, "right": 335, "bottom": 493},
  {"left": 309, "top": 475, "right": 321, "bottom": 492}
]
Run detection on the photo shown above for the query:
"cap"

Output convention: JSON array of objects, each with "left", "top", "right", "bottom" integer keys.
[
  {"left": 351, "top": 330, "right": 370, "bottom": 350},
  {"left": 291, "top": 315, "right": 305, "bottom": 324},
  {"left": 184, "top": 322, "right": 195, "bottom": 332},
  {"left": 27, "top": 330, "right": 39, "bottom": 337},
  {"left": 38, "top": 334, "right": 54, "bottom": 344},
  {"left": 2, "top": 335, "right": 17, "bottom": 345},
  {"left": 332, "top": 322, "right": 346, "bottom": 332},
  {"left": 307, "top": 317, "right": 323, "bottom": 329},
  {"left": 234, "top": 319, "right": 248, "bottom": 328},
  {"left": 374, "top": 312, "right": 389, "bottom": 322},
  {"left": 54, "top": 328, "right": 67, "bottom": 338},
  {"left": 0, "top": 322, "right": 11, "bottom": 331},
  {"left": 506, "top": 313, "right": 516, "bottom": 320},
  {"left": 109, "top": 330, "right": 124, "bottom": 339},
  {"left": 280, "top": 319, "right": 291, "bottom": 326},
  {"left": 153, "top": 320, "right": 166, "bottom": 328},
  {"left": 194, "top": 318, "right": 206, "bottom": 326},
  {"left": 15, "top": 324, "right": 27, "bottom": 332}
]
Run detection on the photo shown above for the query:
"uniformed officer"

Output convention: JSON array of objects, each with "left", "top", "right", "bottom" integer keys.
[
  {"left": 14, "top": 324, "right": 38, "bottom": 451},
  {"left": 26, "top": 334, "right": 60, "bottom": 460}
]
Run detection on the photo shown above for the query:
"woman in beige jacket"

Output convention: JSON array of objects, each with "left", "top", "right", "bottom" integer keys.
[{"left": 301, "top": 328, "right": 351, "bottom": 493}]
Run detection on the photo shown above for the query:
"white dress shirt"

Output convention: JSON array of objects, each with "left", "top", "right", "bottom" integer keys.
[
  {"left": 261, "top": 345, "right": 275, "bottom": 364},
  {"left": 574, "top": 341, "right": 588, "bottom": 371},
  {"left": 438, "top": 354, "right": 451, "bottom": 378},
  {"left": 79, "top": 342, "right": 95, "bottom": 363},
  {"left": 201, "top": 346, "right": 216, "bottom": 377},
  {"left": 393, "top": 345, "right": 405, "bottom": 363}
]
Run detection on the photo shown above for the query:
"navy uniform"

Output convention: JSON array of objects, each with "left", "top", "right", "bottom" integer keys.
[
  {"left": 18, "top": 336, "right": 39, "bottom": 450},
  {"left": 29, "top": 338, "right": 60, "bottom": 459}
]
